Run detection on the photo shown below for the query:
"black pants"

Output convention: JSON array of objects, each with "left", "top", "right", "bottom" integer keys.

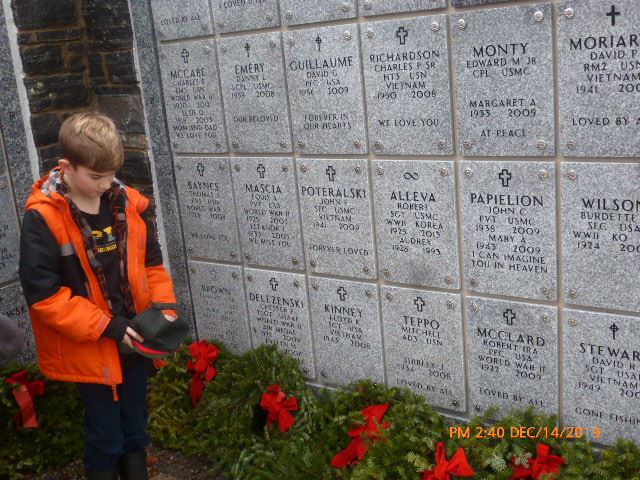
[{"left": 76, "top": 353, "right": 150, "bottom": 472}]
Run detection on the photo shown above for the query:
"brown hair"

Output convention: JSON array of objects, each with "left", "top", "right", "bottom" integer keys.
[{"left": 58, "top": 112, "right": 124, "bottom": 172}]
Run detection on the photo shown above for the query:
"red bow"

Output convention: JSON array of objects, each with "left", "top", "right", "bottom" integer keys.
[
  {"left": 186, "top": 341, "right": 220, "bottom": 406},
  {"left": 331, "top": 403, "right": 390, "bottom": 469},
  {"left": 422, "top": 442, "right": 475, "bottom": 480},
  {"left": 5, "top": 370, "right": 45, "bottom": 428},
  {"left": 510, "top": 443, "right": 565, "bottom": 480},
  {"left": 259, "top": 384, "right": 299, "bottom": 433}
]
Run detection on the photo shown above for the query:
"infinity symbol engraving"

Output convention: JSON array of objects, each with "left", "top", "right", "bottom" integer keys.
[{"left": 403, "top": 172, "right": 419, "bottom": 180}]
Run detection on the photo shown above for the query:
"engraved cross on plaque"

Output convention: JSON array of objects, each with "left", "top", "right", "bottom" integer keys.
[
  {"left": 196, "top": 162, "right": 205, "bottom": 177},
  {"left": 414, "top": 296, "right": 426, "bottom": 312},
  {"left": 245, "top": 43, "right": 251, "bottom": 58},
  {"left": 181, "top": 48, "right": 190, "bottom": 64},
  {"left": 315, "top": 36, "right": 322, "bottom": 52},
  {"left": 396, "top": 27, "right": 408, "bottom": 45},
  {"left": 257, "top": 164, "right": 266, "bottom": 179},
  {"left": 606, "top": 5, "right": 621, "bottom": 26},
  {"left": 498, "top": 169, "right": 512, "bottom": 187},
  {"left": 337, "top": 286, "right": 347, "bottom": 301},
  {"left": 326, "top": 166, "right": 336, "bottom": 181},
  {"left": 610, "top": 322, "right": 619, "bottom": 340},
  {"left": 270, "top": 278, "right": 279, "bottom": 292},
  {"left": 503, "top": 309, "right": 516, "bottom": 326}
]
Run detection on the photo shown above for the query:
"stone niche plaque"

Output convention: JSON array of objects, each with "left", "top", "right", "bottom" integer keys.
[
  {"left": 245, "top": 268, "right": 315, "bottom": 377},
  {"left": 563, "top": 309, "right": 640, "bottom": 445},
  {"left": 0, "top": 176, "right": 19, "bottom": 283},
  {"left": 297, "top": 158, "right": 377, "bottom": 279},
  {"left": 309, "top": 277, "right": 384, "bottom": 386},
  {"left": 280, "top": 0, "right": 356, "bottom": 26},
  {"left": 217, "top": 33, "right": 292, "bottom": 153},
  {"left": 359, "top": 0, "right": 445, "bottom": 17},
  {"left": 0, "top": 283, "right": 35, "bottom": 364},
  {"left": 460, "top": 161, "right": 557, "bottom": 300},
  {"left": 452, "top": 4, "right": 555, "bottom": 156},
  {"left": 231, "top": 157, "right": 304, "bottom": 270},
  {"left": 381, "top": 287, "right": 465, "bottom": 411},
  {"left": 211, "top": 0, "right": 279, "bottom": 34},
  {"left": 466, "top": 297, "right": 558, "bottom": 419},
  {"left": 175, "top": 157, "right": 240, "bottom": 262},
  {"left": 558, "top": 0, "right": 640, "bottom": 157},
  {"left": 284, "top": 25, "right": 367, "bottom": 154},
  {"left": 159, "top": 40, "right": 227, "bottom": 153},
  {"left": 150, "top": 0, "right": 212, "bottom": 41},
  {"left": 562, "top": 163, "right": 640, "bottom": 312},
  {"left": 372, "top": 160, "right": 459, "bottom": 288},
  {"left": 361, "top": 15, "right": 453, "bottom": 155},
  {"left": 189, "top": 261, "right": 251, "bottom": 354}
]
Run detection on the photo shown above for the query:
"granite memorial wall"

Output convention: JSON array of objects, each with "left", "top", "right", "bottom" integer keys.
[{"left": 132, "top": 0, "right": 640, "bottom": 445}]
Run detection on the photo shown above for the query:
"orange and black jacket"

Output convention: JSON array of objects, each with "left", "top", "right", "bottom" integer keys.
[{"left": 19, "top": 169, "right": 176, "bottom": 390}]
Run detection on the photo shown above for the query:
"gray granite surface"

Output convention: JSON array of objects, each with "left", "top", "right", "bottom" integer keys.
[
  {"left": 381, "top": 286, "right": 465, "bottom": 411},
  {"left": 159, "top": 39, "right": 227, "bottom": 154},
  {"left": 372, "top": 160, "right": 459, "bottom": 288},
  {"left": 188, "top": 261, "right": 251, "bottom": 354},
  {"left": 210, "top": 0, "right": 279, "bottom": 33},
  {"left": 361, "top": 15, "right": 453, "bottom": 155},
  {"left": 452, "top": 0, "right": 514, "bottom": 6},
  {"left": 231, "top": 157, "right": 304, "bottom": 270},
  {"left": 460, "top": 161, "right": 557, "bottom": 300},
  {"left": 561, "top": 163, "right": 640, "bottom": 313},
  {"left": 245, "top": 268, "right": 316, "bottom": 378},
  {"left": 0, "top": 282, "right": 35, "bottom": 364},
  {"left": 175, "top": 157, "right": 240, "bottom": 262},
  {"left": 360, "top": 0, "right": 446, "bottom": 16},
  {"left": 284, "top": 24, "right": 368, "bottom": 154},
  {"left": 0, "top": 176, "right": 19, "bottom": 285},
  {"left": 217, "top": 32, "right": 292, "bottom": 153},
  {"left": 452, "top": 4, "right": 555, "bottom": 156},
  {"left": 309, "top": 276, "right": 384, "bottom": 386},
  {"left": 297, "top": 158, "right": 377, "bottom": 279},
  {"left": 563, "top": 308, "right": 640, "bottom": 445},
  {"left": 280, "top": 0, "right": 357, "bottom": 26},
  {"left": 466, "top": 297, "right": 558, "bottom": 419},
  {"left": 150, "top": 0, "right": 213, "bottom": 41},
  {"left": 558, "top": 0, "right": 640, "bottom": 157}
]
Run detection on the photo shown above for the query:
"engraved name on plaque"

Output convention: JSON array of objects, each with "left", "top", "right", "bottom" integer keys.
[
  {"left": 0, "top": 176, "right": 19, "bottom": 284},
  {"left": 211, "top": 0, "right": 279, "bottom": 34},
  {"left": 151, "top": 0, "right": 212, "bottom": 41}
]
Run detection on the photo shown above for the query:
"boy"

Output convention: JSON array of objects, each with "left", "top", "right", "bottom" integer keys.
[{"left": 19, "top": 112, "right": 176, "bottom": 480}]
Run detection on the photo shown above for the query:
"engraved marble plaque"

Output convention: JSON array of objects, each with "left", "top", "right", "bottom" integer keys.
[
  {"left": 159, "top": 40, "right": 227, "bottom": 153},
  {"left": 466, "top": 297, "right": 558, "bottom": 419},
  {"left": 360, "top": 0, "right": 446, "bottom": 16},
  {"left": 381, "top": 287, "right": 465, "bottom": 411},
  {"left": 284, "top": 25, "right": 367, "bottom": 154},
  {"left": 151, "top": 0, "right": 212, "bottom": 41},
  {"left": 0, "top": 282, "right": 36, "bottom": 364},
  {"left": 217, "top": 33, "right": 292, "bottom": 153},
  {"left": 297, "top": 158, "right": 377, "bottom": 279},
  {"left": 211, "top": 0, "right": 279, "bottom": 34},
  {"left": 231, "top": 157, "right": 304, "bottom": 270},
  {"left": 245, "top": 268, "right": 315, "bottom": 377},
  {"left": 189, "top": 261, "right": 251, "bottom": 354},
  {"left": 452, "top": 0, "right": 514, "bottom": 6},
  {"left": 280, "top": 0, "right": 356, "bottom": 26},
  {"left": 563, "top": 309, "right": 640, "bottom": 445},
  {"left": 175, "top": 157, "right": 240, "bottom": 262},
  {"left": 361, "top": 15, "right": 453, "bottom": 155},
  {"left": 558, "top": 0, "right": 640, "bottom": 157},
  {"left": 460, "top": 161, "right": 557, "bottom": 300},
  {"left": 309, "top": 277, "right": 384, "bottom": 386},
  {"left": 452, "top": 4, "right": 555, "bottom": 156},
  {"left": 0, "top": 176, "right": 19, "bottom": 284},
  {"left": 372, "top": 160, "right": 459, "bottom": 288},
  {"left": 562, "top": 163, "right": 640, "bottom": 312}
]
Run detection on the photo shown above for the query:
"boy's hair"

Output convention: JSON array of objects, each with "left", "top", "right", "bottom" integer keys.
[{"left": 58, "top": 112, "right": 124, "bottom": 172}]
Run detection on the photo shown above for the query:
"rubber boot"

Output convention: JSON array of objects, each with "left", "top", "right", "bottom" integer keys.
[
  {"left": 117, "top": 451, "right": 149, "bottom": 480},
  {"left": 85, "top": 468, "right": 118, "bottom": 480}
]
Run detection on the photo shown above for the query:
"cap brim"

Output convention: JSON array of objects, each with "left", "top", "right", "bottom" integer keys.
[{"left": 132, "top": 340, "right": 169, "bottom": 359}]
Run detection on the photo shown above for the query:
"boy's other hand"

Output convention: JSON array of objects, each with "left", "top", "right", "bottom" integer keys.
[{"left": 122, "top": 327, "right": 144, "bottom": 349}]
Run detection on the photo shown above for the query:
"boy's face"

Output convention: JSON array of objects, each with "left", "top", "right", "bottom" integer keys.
[{"left": 58, "top": 159, "right": 116, "bottom": 199}]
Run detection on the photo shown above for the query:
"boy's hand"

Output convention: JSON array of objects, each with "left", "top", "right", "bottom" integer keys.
[{"left": 122, "top": 327, "right": 144, "bottom": 349}]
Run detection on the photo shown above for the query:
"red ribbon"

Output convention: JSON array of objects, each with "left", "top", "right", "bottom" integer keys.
[
  {"left": 331, "top": 403, "right": 390, "bottom": 469},
  {"left": 186, "top": 340, "right": 220, "bottom": 406},
  {"left": 510, "top": 443, "right": 565, "bottom": 480},
  {"left": 5, "top": 370, "right": 45, "bottom": 428},
  {"left": 259, "top": 384, "right": 299, "bottom": 433},
  {"left": 422, "top": 442, "right": 475, "bottom": 480}
]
